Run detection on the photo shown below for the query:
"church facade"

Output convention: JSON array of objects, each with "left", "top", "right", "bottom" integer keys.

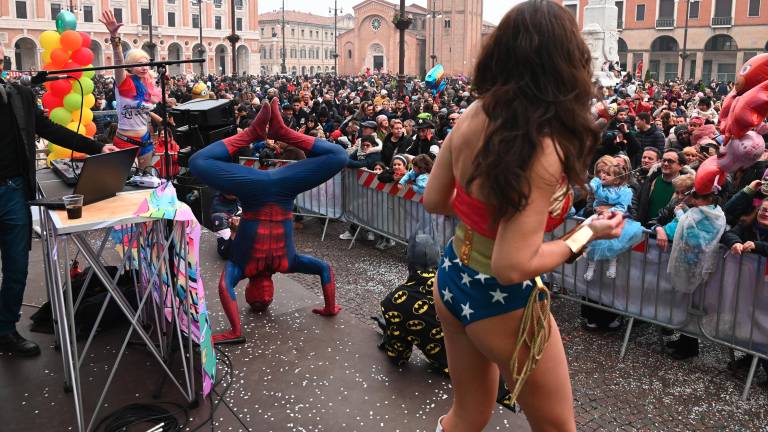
[{"left": 337, "top": 1, "right": 427, "bottom": 77}]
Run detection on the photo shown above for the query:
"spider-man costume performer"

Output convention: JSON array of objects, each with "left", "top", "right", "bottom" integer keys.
[{"left": 190, "top": 99, "right": 347, "bottom": 344}]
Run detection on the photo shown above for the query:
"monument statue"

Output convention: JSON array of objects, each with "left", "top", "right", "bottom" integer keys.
[{"left": 581, "top": 0, "right": 621, "bottom": 87}]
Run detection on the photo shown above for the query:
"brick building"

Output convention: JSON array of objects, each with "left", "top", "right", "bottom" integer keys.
[
  {"left": 258, "top": 10, "right": 354, "bottom": 75},
  {"left": 336, "top": 0, "right": 491, "bottom": 78},
  {"left": 556, "top": 0, "right": 768, "bottom": 82},
  {"left": 0, "top": 0, "right": 261, "bottom": 76}
]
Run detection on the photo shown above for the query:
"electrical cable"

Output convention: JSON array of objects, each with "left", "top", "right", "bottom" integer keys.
[
  {"left": 66, "top": 76, "right": 86, "bottom": 183},
  {"left": 96, "top": 344, "right": 250, "bottom": 431}
]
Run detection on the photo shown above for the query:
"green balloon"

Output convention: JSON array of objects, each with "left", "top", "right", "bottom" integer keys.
[
  {"left": 83, "top": 66, "right": 95, "bottom": 80},
  {"left": 55, "top": 11, "right": 77, "bottom": 33},
  {"left": 75, "top": 77, "right": 94, "bottom": 96},
  {"left": 63, "top": 93, "right": 83, "bottom": 112},
  {"left": 50, "top": 107, "right": 71, "bottom": 126}
]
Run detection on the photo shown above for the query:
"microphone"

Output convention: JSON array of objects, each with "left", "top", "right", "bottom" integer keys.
[{"left": 20, "top": 73, "right": 70, "bottom": 86}]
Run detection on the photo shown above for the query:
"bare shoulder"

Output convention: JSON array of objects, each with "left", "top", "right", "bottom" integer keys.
[{"left": 448, "top": 100, "right": 487, "bottom": 148}]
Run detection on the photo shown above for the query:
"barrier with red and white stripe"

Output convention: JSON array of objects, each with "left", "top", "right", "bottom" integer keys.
[{"left": 355, "top": 169, "right": 422, "bottom": 203}]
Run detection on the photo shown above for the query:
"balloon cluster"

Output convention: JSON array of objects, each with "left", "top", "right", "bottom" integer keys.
[
  {"left": 695, "top": 53, "right": 768, "bottom": 195},
  {"left": 38, "top": 11, "right": 97, "bottom": 164},
  {"left": 425, "top": 64, "right": 447, "bottom": 96}
]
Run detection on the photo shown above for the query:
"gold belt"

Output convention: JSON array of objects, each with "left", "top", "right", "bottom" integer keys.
[{"left": 452, "top": 223, "right": 494, "bottom": 276}]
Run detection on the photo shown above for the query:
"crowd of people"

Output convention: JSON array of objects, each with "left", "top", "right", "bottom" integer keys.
[
  {"left": 1, "top": 1, "right": 762, "bottom": 430},
  {"left": 69, "top": 39, "right": 768, "bottom": 368}
]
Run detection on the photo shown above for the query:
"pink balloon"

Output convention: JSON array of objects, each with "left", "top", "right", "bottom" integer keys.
[
  {"left": 718, "top": 131, "right": 766, "bottom": 173},
  {"left": 71, "top": 47, "right": 94, "bottom": 66}
]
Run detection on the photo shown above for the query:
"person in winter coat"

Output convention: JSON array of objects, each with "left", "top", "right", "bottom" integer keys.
[{"left": 347, "top": 135, "right": 382, "bottom": 170}]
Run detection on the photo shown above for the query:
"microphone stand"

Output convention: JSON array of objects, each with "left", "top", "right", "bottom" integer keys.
[{"left": 32, "top": 58, "right": 204, "bottom": 181}]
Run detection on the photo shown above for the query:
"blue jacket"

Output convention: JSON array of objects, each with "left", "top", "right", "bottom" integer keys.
[{"left": 399, "top": 170, "right": 429, "bottom": 194}]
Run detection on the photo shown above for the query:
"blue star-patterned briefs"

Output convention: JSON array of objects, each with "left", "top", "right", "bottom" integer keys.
[{"left": 437, "top": 242, "right": 537, "bottom": 325}]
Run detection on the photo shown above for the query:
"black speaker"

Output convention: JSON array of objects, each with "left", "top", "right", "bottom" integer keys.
[
  {"left": 170, "top": 99, "right": 235, "bottom": 129},
  {"left": 174, "top": 174, "right": 217, "bottom": 230},
  {"left": 174, "top": 124, "right": 237, "bottom": 150}
]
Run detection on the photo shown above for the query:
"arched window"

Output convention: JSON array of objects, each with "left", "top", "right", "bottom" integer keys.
[
  {"left": 650, "top": 36, "right": 678, "bottom": 52},
  {"left": 705, "top": 34, "right": 738, "bottom": 51},
  {"left": 347, "top": 49, "right": 352, "bottom": 59}
]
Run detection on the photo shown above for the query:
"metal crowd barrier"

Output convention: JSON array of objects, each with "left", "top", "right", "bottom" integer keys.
[
  {"left": 234, "top": 161, "right": 768, "bottom": 399},
  {"left": 340, "top": 168, "right": 457, "bottom": 249},
  {"left": 294, "top": 171, "right": 344, "bottom": 241},
  {"left": 547, "top": 218, "right": 768, "bottom": 400},
  {"left": 239, "top": 157, "right": 345, "bottom": 240}
]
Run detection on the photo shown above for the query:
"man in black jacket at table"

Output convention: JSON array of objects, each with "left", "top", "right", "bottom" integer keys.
[{"left": 0, "top": 45, "right": 117, "bottom": 357}]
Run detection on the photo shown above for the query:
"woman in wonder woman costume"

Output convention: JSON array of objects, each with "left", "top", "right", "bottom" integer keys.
[
  {"left": 423, "top": 2, "right": 624, "bottom": 431},
  {"left": 190, "top": 98, "right": 348, "bottom": 344}
]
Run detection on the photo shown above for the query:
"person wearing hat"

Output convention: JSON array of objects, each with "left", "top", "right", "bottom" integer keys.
[
  {"left": 407, "top": 118, "right": 439, "bottom": 159},
  {"left": 281, "top": 102, "right": 299, "bottom": 130}
]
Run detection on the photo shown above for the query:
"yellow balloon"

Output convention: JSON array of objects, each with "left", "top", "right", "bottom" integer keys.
[
  {"left": 41, "top": 50, "right": 52, "bottom": 65},
  {"left": 66, "top": 121, "right": 86, "bottom": 135},
  {"left": 83, "top": 93, "right": 95, "bottom": 109},
  {"left": 47, "top": 142, "right": 86, "bottom": 165},
  {"left": 71, "top": 108, "right": 94, "bottom": 124},
  {"left": 39, "top": 30, "right": 61, "bottom": 52}
]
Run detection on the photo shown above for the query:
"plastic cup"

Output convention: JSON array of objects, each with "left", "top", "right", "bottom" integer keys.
[{"left": 62, "top": 194, "right": 84, "bottom": 219}]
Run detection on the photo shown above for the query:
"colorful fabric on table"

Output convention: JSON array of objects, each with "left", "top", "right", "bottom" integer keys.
[{"left": 110, "top": 181, "right": 215, "bottom": 395}]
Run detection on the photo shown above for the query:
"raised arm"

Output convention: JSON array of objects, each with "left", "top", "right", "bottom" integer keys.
[{"left": 100, "top": 10, "right": 126, "bottom": 85}]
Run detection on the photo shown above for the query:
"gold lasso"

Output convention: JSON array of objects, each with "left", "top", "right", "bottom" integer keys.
[{"left": 506, "top": 275, "right": 552, "bottom": 405}]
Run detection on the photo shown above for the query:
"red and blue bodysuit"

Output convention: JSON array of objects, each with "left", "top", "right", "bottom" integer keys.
[{"left": 190, "top": 99, "right": 348, "bottom": 344}]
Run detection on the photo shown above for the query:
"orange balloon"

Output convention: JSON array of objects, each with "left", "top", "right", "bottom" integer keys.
[
  {"left": 50, "top": 48, "right": 69, "bottom": 67},
  {"left": 60, "top": 30, "right": 82, "bottom": 52},
  {"left": 84, "top": 122, "right": 97, "bottom": 137}
]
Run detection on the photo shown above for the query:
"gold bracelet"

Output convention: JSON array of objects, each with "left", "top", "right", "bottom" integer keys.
[{"left": 561, "top": 222, "right": 595, "bottom": 263}]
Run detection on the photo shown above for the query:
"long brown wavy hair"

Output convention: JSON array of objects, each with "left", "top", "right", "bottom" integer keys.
[{"left": 467, "top": 0, "right": 600, "bottom": 223}]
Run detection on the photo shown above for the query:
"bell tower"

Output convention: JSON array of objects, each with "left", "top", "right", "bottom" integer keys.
[{"left": 426, "top": 0, "right": 483, "bottom": 76}]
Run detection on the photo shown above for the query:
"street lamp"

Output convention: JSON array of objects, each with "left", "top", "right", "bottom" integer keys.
[
  {"left": 281, "top": 0, "right": 287, "bottom": 74},
  {"left": 393, "top": 0, "right": 413, "bottom": 96},
  {"left": 147, "top": 0, "right": 155, "bottom": 60},
  {"left": 427, "top": 0, "right": 441, "bottom": 67},
  {"left": 329, "top": 1, "right": 343, "bottom": 75},
  {"left": 225, "top": 0, "right": 241, "bottom": 76},
  {"left": 680, "top": 0, "right": 699, "bottom": 82}
]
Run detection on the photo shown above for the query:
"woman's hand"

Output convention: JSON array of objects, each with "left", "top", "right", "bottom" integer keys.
[
  {"left": 588, "top": 211, "right": 624, "bottom": 240},
  {"left": 655, "top": 227, "right": 669, "bottom": 251},
  {"left": 731, "top": 243, "right": 744, "bottom": 255},
  {"left": 99, "top": 10, "right": 123, "bottom": 36},
  {"left": 749, "top": 180, "right": 762, "bottom": 191}
]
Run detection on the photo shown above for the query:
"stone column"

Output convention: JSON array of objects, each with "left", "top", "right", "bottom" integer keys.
[
  {"left": 641, "top": 51, "right": 650, "bottom": 79},
  {"left": 626, "top": 51, "right": 635, "bottom": 73},
  {"left": 694, "top": 51, "right": 704, "bottom": 81},
  {"left": 736, "top": 50, "right": 746, "bottom": 75}
]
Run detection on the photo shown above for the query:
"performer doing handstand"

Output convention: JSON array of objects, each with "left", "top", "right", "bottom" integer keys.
[{"left": 190, "top": 98, "right": 348, "bottom": 344}]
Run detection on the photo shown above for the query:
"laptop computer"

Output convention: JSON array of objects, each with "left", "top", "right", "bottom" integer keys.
[{"left": 32, "top": 147, "right": 140, "bottom": 209}]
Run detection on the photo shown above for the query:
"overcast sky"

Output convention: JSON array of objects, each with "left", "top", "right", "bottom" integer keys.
[{"left": 258, "top": 0, "right": 527, "bottom": 25}]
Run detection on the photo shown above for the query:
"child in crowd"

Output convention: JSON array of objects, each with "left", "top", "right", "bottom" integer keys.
[
  {"left": 663, "top": 185, "right": 726, "bottom": 360},
  {"left": 652, "top": 174, "right": 696, "bottom": 246},
  {"left": 398, "top": 154, "right": 433, "bottom": 195},
  {"left": 377, "top": 154, "right": 409, "bottom": 184},
  {"left": 372, "top": 161, "right": 387, "bottom": 175},
  {"left": 584, "top": 157, "right": 644, "bottom": 281}
]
